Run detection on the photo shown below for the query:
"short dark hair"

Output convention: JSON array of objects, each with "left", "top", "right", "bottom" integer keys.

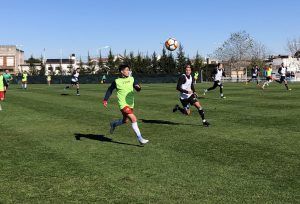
[
  {"left": 119, "top": 64, "right": 130, "bottom": 72},
  {"left": 217, "top": 63, "right": 221, "bottom": 68}
]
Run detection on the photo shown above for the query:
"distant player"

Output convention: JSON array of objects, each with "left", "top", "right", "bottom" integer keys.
[
  {"left": 0, "top": 70, "right": 8, "bottom": 103},
  {"left": 262, "top": 64, "right": 273, "bottom": 89},
  {"left": 21, "top": 71, "right": 28, "bottom": 89},
  {"left": 103, "top": 64, "right": 149, "bottom": 145},
  {"left": 247, "top": 65, "right": 260, "bottom": 85},
  {"left": 47, "top": 74, "right": 52, "bottom": 86},
  {"left": 3, "top": 69, "right": 13, "bottom": 94},
  {"left": 173, "top": 65, "right": 210, "bottom": 127},
  {"left": 65, "top": 68, "right": 80, "bottom": 96},
  {"left": 203, "top": 63, "right": 226, "bottom": 98},
  {"left": 274, "top": 63, "right": 292, "bottom": 91},
  {"left": 194, "top": 71, "right": 199, "bottom": 84}
]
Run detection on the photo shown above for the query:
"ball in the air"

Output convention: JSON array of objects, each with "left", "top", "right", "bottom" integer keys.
[{"left": 165, "top": 38, "right": 179, "bottom": 51}]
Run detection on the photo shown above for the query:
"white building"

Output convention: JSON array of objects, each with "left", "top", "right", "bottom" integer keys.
[{"left": 0, "top": 45, "right": 24, "bottom": 74}]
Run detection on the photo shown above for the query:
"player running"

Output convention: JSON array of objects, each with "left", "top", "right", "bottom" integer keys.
[
  {"left": 103, "top": 64, "right": 149, "bottom": 145},
  {"left": 0, "top": 70, "right": 8, "bottom": 110},
  {"left": 274, "top": 63, "right": 292, "bottom": 91},
  {"left": 47, "top": 74, "right": 52, "bottom": 86},
  {"left": 262, "top": 64, "right": 273, "bottom": 89},
  {"left": 173, "top": 65, "right": 210, "bottom": 127},
  {"left": 3, "top": 70, "right": 13, "bottom": 94},
  {"left": 21, "top": 71, "right": 28, "bottom": 90},
  {"left": 65, "top": 68, "right": 80, "bottom": 96},
  {"left": 203, "top": 63, "right": 226, "bottom": 98},
  {"left": 247, "top": 65, "right": 260, "bottom": 85}
]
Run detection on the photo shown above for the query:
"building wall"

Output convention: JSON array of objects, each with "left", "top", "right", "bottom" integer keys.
[{"left": 0, "top": 45, "right": 24, "bottom": 73}]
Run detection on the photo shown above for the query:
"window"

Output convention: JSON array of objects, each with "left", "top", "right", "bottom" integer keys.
[
  {"left": 0, "top": 57, "right": 3, "bottom": 66},
  {"left": 7, "top": 56, "right": 15, "bottom": 66}
]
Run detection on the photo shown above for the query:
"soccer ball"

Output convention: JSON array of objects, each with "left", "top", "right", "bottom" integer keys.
[{"left": 165, "top": 38, "right": 179, "bottom": 51}]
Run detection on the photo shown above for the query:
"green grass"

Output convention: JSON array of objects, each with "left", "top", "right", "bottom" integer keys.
[{"left": 0, "top": 82, "right": 299, "bottom": 203}]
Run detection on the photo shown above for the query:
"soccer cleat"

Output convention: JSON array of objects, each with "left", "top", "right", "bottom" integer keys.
[
  {"left": 288, "top": 88, "right": 292, "bottom": 91},
  {"left": 221, "top": 96, "right": 226, "bottom": 99},
  {"left": 76, "top": 93, "right": 80, "bottom": 96},
  {"left": 173, "top": 105, "right": 179, "bottom": 113},
  {"left": 110, "top": 122, "right": 116, "bottom": 134},
  {"left": 203, "top": 120, "right": 210, "bottom": 127},
  {"left": 138, "top": 138, "right": 149, "bottom": 145}
]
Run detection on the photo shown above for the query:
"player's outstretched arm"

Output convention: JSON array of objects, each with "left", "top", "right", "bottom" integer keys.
[
  {"left": 133, "top": 78, "right": 141, "bottom": 92},
  {"left": 103, "top": 81, "right": 116, "bottom": 107}
]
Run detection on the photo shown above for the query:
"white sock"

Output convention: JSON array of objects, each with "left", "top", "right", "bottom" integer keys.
[
  {"left": 132, "top": 122, "right": 142, "bottom": 140},
  {"left": 113, "top": 119, "right": 124, "bottom": 127},
  {"left": 25, "top": 84, "right": 27, "bottom": 89},
  {"left": 221, "top": 93, "right": 224, "bottom": 97}
]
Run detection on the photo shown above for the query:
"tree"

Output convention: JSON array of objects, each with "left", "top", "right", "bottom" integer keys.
[
  {"left": 107, "top": 49, "right": 116, "bottom": 73},
  {"left": 27, "top": 55, "right": 41, "bottom": 76},
  {"left": 193, "top": 51, "right": 204, "bottom": 73},
  {"left": 79, "top": 57, "right": 85, "bottom": 74},
  {"left": 39, "top": 54, "right": 46, "bottom": 76},
  {"left": 151, "top": 51, "right": 159, "bottom": 73},
  {"left": 176, "top": 45, "right": 186, "bottom": 73},
  {"left": 287, "top": 37, "right": 300, "bottom": 57},
  {"left": 159, "top": 48, "right": 168, "bottom": 73},
  {"left": 167, "top": 52, "right": 176, "bottom": 73}
]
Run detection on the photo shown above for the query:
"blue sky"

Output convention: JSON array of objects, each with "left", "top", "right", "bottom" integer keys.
[{"left": 1, "top": 0, "right": 300, "bottom": 59}]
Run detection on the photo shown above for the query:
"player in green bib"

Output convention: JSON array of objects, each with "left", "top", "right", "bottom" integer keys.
[
  {"left": 21, "top": 71, "right": 28, "bottom": 89},
  {"left": 262, "top": 64, "right": 273, "bottom": 90},
  {"left": 0, "top": 70, "right": 8, "bottom": 110},
  {"left": 103, "top": 64, "right": 149, "bottom": 145},
  {"left": 3, "top": 70, "right": 13, "bottom": 95}
]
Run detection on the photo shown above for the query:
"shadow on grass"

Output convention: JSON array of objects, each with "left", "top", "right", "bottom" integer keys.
[
  {"left": 140, "top": 119, "right": 198, "bottom": 126},
  {"left": 74, "top": 133, "right": 142, "bottom": 147},
  {"left": 61, "top": 93, "right": 69, "bottom": 96}
]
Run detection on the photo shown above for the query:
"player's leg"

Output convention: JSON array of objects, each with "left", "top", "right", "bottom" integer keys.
[
  {"left": 109, "top": 114, "right": 128, "bottom": 134},
  {"left": 218, "top": 82, "right": 225, "bottom": 98},
  {"left": 204, "top": 81, "right": 218, "bottom": 95},
  {"left": 127, "top": 113, "right": 149, "bottom": 145},
  {"left": 284, "top": 79, "right": 290, "bottom": 90},
  {"left": 76, "top": 83, "right": 80, "bottom": 96},
  {"left": 193, "top": 100, "right": 210, "bottom": 127},
  {"left": 173, "top": 99, "right": 190, "bottom": 115}
]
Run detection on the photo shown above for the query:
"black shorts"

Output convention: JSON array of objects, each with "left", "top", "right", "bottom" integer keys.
[
  {"left": 71, "top": 81, "right": 79, "bottom": 85},
  {"left": 280, "top": 76, "right": 286, "bottom": 82},
  {"left": 266, "top": 76, "right": 272, "bottom": 81},
  {"left": 180, "top": 95, "right": 198, "bottom": 110},
  {"left": 252, "top": 76, "right": 257, "bottom": 79}
]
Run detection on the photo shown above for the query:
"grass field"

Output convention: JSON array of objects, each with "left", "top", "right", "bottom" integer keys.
[{"left": 0, "top": 82, "right": 299, "bottom": 203}]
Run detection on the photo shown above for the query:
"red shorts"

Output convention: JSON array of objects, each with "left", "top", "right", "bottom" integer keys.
[
  {"left": 0, "top": 91, "right": 5, "bottom": 101},
  {"left": 121, "top": 106, "right": 134, "bottom": 118}
]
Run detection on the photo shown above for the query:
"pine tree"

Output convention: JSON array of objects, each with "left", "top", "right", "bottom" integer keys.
[
  {"left": 176, "top": 45, "right": 186, "bottom": 73},
  {"left": 159, "top": 48, "right": 168, "bottom": 73},
  {"left": 193, "top": 51, "right": 204, "bottom": 72},
  {"left": 107, "top": 49, "right": 115, "bottom": 74},
  {"left": 151, "top": 51, "right": 158, "bottom": 74}
]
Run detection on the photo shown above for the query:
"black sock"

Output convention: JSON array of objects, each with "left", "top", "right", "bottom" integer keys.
[
  {"left": 198, "top": 109, "right": 205, "bottom": 121},
  {"left": 178, "top": 106, "right": 186, "bottom": 114},
  {"left": 65, "top": 86, "right": 70, "bottom": 89},
  {"left": 77, "top": 88, "right": 79, "bottom": 94},
  {"left": 285, "top": 84, "right": 289, "bottom": 90}
]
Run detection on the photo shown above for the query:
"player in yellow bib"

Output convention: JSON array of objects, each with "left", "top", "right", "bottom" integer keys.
[
  {"left": 47, "top": 74, "right": 52, "bottom": 86},
  {"left": 103, "top": 64, "right": 149, "bottom": 145},
  {"left": 21, "top": 71, "right": 28, "bottom": 89},
  {"left": 262, "top": 64, "right": 273, "bottom": 90}
]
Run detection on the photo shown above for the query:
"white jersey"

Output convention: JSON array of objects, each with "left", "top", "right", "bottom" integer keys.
[
  {"left": 215, "top": 69, "right": 224, "bottom": 81},
  {"left": 71, "top": 72, "right": 79, "bottom": 82},
  {"left": 180, "top": 74, "right": 193, "bottom": 99},
  {"left": 280, "top": 67, "right": 287, "bottom": 77}
]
